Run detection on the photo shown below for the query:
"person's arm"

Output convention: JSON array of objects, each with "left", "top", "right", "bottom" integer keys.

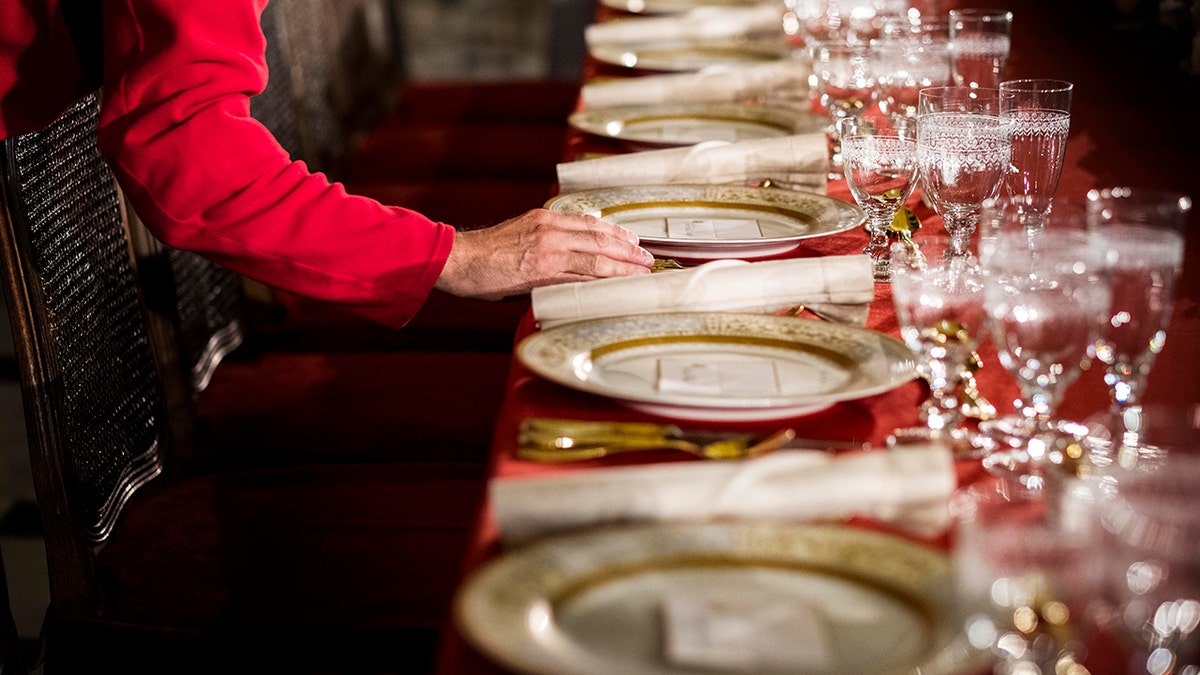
[{"left": 98, "top": 0, "right": 651, "bottom": 329}]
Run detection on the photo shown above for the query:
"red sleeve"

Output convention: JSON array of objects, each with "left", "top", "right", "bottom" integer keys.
[{"left": 97, "top": 0, "right": 454, "bottom": 329}]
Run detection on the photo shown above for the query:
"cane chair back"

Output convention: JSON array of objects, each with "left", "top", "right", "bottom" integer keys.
[{"left": 0, "top": 92, "right": 179, "bottom": 616}]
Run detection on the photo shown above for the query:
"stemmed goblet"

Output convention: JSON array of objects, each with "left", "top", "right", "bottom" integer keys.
[
  {"left": 948, "top": 8, "right": 1013, "bottom": 89},
  {"left": 1084, "top": 187, "right": 1192, "bottom": 469},
  {"left": 979, "top": 225, "right": 1112, "bottom": 485},
  {"left": 837, "top": 113, "right": 919, "bottom": 281},
  {"left": 812, "top": 40, "right": 877, "bottom": 178},
  {"left": 916, "top": 86, "right": 1013, "bottom": 258},
  {"left": 889, "top": 234, "right": 988, "bottom": 456},
  {"left": 1000, "top": 79, "right": 1073, "bottom": 225},
  {"left": 872, "top": 35, "right": 953, "bottom": 119},
  {"left": 952, "top": 475, "right": 1103, "bottom": 674}
]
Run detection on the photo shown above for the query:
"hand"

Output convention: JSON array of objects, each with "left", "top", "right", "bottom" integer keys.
[{"left": 435, "top": 209, "right": 654, "bottom": 300}]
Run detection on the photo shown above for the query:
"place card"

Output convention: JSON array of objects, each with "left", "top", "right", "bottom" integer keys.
[
  {"left": 657, "top": 357, "right": 779, "bottom": 396},
  {"left": 661, "top": 588, "right": 835, "bottom": 671},
  {"left": 666, "top": 217, "right": 763, "bottom": 240}
]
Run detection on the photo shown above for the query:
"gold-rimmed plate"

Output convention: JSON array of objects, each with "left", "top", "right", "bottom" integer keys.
[
  {"left": 516, "top": 312, "right": 916, "bottom": 421},
  {"left": 546, "top": 184, "right": 864, "bottom": 260},
  {"left": 568, "top": 102, "right": 828, "bottom": 150},
  {"left": 599, "top": 0, "right": 769, "bottom": 15},
  {"left": 455, "top": 521, "right": 983, "bottom": 675},
  {"left": 589, "top": 38, "right": 788, "bottom": 72}
]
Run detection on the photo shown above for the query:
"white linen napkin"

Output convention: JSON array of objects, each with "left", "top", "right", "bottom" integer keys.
[
  {"left": 585, "top": 5, "right": 786, "bottom": 47},
  {"left": 492, "top": 444, "right": 956, "bottom": 545},
  {"left": 581, "top": 61, "right": 812, "bottom": 108},
  {"left": 531, "top": 255, "right": 873, "bottom": 329},
  {"left": 557, "top": 134, "right": 828, "bottom": 193}
]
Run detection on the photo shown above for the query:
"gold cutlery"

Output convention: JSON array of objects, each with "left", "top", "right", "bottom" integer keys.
[{"left": 517, "top": 418, "right": 869, "bottom": 462}]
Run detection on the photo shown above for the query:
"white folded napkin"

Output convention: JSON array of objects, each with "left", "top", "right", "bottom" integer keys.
[
  {"left": 492, "top": 444, "right": 956, "bottom": 545},
  {"left": 532, "top": 255, "right": 873, "bottom": 329},
  {"left": 557, "top": 134, "right": 828, "bottom": 193},
  {"left": 585, "top": 5, "right": 785, "bottom": 47},
  {"left": 581, "top": 61, "right": 812, "bottom": 108}
]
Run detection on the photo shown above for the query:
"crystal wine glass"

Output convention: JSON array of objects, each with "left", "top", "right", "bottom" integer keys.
[
  {"left": 1084, "top": 187, "right": 1192, "bottom": 469},
  {"left": 1000, "top": 79, "right": 1073, "bottom": 225},
  {"left": 838, "top": 113, "right": 918, "bottom": 281},
  {"left": 952, "top": 475, "right": 1104, "bottom": 675},
  {"left": 889, "top": 234, "right": 988, "bottom": 456},
  {"left": 1091, "top": 438, "right": 1200, "bottom": 675},
  {"left": 948, "top": 8, "right": 1013, "bottom": 89},
  {"left": 812, "top": 40, "right": 877, "bottom": 178},
  {"left": 872, "top": 35, "right": 953, "bottom": 119},
  {"left": 916, "top": 86, "right": 1013, "bottom": 258},
  {"left": 978, "top": 226, "right": 1112, "bottom": 486}
]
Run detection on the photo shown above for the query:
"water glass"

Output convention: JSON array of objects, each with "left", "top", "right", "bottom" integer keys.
[
  {"left": 838, "top": 114, "right": 919, "bottom": 281},
  {"left": 979, "top": 226, "right": 1112, "bottom": 485},
  {"left": 1091, "top": 443, "right": 1200, "bottom": 674},
  {"left": 949, "top": 8, "right": 1013, "bottom": 89},
  {"left": 1084, "top": 187, "right": 1192, "bottom": 469},
  {"left": 953, "top": 475, "right": 1103, "bottom": 674},
  {"left": 872, "top": 36, "right": 953, "bottom": 118},
  {"left": 889, "top": 234, "right": 987, "bottom": 455},
  {"left": 1000, "top": 79, "right": 1073, "bottom": 223},
  {"left": 916, "top": 86, "right": 1013, "bottom": 257}
]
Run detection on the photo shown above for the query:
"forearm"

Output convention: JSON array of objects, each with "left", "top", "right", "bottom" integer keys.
[{"left": 98, "top": 0, "right": 452, "bottom": 328}]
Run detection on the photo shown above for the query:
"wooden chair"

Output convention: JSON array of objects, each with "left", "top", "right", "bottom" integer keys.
[
  {"left": 0, "top": 92, "right": 486, "bottom": 673},
  {"left": 0, "top": 551, "right": 28, "bottom": 675}
]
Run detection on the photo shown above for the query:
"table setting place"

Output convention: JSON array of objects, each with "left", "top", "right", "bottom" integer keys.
[{"left": 448, "top": 2, "right": 1200, "bottom": 675}]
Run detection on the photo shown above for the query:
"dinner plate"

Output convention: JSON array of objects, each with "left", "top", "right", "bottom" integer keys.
[
  {"left": 589, "top": 38, "right": 788, "bottom": 72},
  {"left": 568, "top": 102, "right": 828, "bottom": 149},
  {"left": 455, "top": 521, "right": 983, "bottom": 675},
  {"left": 545, "top": 184, "right": 864, "bottom": 260},
  {"left": 599, "top": 0, "right": 769, "bottom": 14},
  {"left": 516, "top": 312, "right": 916, "bottom": 421}
]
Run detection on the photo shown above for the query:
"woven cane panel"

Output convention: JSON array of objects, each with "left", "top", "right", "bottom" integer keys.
[
  {"left": 167, "top": 247, "right": 243, "bottom": 391},
  {"left": 11, "top": 95, "right": 163, "bottom": 541}
]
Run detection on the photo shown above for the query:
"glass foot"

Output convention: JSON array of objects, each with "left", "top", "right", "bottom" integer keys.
[
  {"left": 887, "top": 426, "right": 992, "bottom": 460},
  {"left": 979, "top": 420, "right": 1089, "bottom": 483}
]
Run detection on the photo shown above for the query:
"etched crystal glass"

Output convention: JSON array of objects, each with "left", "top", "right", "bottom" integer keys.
[
  {"left": 1084, "top": 187, "right": 1191, "bottom": 469},
  {"left": 872, "top": 36, "right": 953, "bottom": 118},
  {"left": 838, "top": 114, "right": 918, "bottom": 281},
  {"left": 1000, "top": 79, "right": 1073, "bottom": 224},
  {"left": 916, "top": 86, "right": 1012, "bottom": 257},
  {"left": 949, "top": 8, "right": 1013, "bottom": 89}
]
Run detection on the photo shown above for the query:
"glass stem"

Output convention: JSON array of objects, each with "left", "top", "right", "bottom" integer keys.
[
  {"left": 863, "top": 219, "right": 894, "bottom": 282},
  {"left": 920, "top": 357, "right": 963, "bottom": 433}
]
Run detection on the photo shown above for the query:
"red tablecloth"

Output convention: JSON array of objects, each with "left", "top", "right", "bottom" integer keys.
[{"left": 434, "top": 1, "right": 1200, "bottom": 672}]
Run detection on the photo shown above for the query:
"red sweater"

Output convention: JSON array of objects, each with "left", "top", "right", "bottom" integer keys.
[{"left": 0, "top": 0, "right": 454, "bottom": 329}]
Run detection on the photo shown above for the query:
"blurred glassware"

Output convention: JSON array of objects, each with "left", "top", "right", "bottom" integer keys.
[
  {"left": 1000, "top": 79, "right": 1073, "bottom": 225},
  {"left": 1083, "top": 187, "right": 1192, "bottom": 470},
  {"left": 812, "top": 39, "right": 876, "bottom": 177},
  {"left": 784, "top": 0, "right": 911, "bottom": 47},
  {"left": 916, "top": 86, "right": 1013, "bottom": 257},
  {"left": 889, "top": 234, "right": 988, "bottom": 456},
  {"left": 872, "top": 35, "right": 953, "bottom": 118},
  {"left": 1090, "top": 440, "right": 1200, "bottom": 675},
  {"left": 838, "top": 113, "right": 919, "bottom": 281},
  {"left": 952, "top": 475, "right": 1104, "bottom": 675},
  {"left": 949, "top": 8, "right": 1013, "bottom": 89},
  {"left": 978, "top": 225, "right": 1112, "bottom": 486},
  {"left": 881, "top": 13, "right": 950, "bottom": 42}
]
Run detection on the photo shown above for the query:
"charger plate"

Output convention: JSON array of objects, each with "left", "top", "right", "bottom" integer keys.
[
  {"left": 568, "top": 102, "right": 827, "bottom": 150},
  {"left": 599, "top": 0, "right": 769, "bottom": 14},
  {"left": 454, "top": 521, "right": 983, "bottom": 675},
  {"left": 545, "top": 185, "right": 864, "bottom": 260},
  {"left": 589, "top": 39, "right": 788, "bottom": 72},
  {"left": 516, "top": 312, "right": 915, "bottom": 421}
]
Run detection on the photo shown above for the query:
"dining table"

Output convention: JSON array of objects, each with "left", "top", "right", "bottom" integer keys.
[{"left": 433, "top": 1, "right": 1200, "bottom": 673}]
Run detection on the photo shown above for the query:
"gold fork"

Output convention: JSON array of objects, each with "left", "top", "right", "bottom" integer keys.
[{"left": 516, "top": 418, "right": 802, "bottom": 462}]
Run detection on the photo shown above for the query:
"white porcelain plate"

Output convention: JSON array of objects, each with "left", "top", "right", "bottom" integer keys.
[
  {"left": 516, "top": 312, "right": 915, "bottom": 421},
  {"left": 455, "top": 521, "right": 984, "bottom": 675},
  {"left": 599, "top": 0, "right": 769, "bottom": 15},
  {"left": 546, "top": 184, "right": 864, "bottom": 260},
  {"left": 589, "top": 38, "right": 788, "bottom": 72},
  {"left": 568, "top": 102, "right": 828, "bottom": 149}
]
